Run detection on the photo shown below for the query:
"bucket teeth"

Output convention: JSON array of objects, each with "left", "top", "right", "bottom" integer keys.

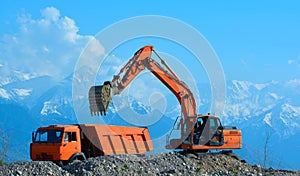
[{"left": 88, "top": 84, "right": 112, "bottom": 116}]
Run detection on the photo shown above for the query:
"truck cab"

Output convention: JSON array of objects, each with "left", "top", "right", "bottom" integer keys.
[{"left": 30, "top": 125, "right": 85, "bottom": 164}]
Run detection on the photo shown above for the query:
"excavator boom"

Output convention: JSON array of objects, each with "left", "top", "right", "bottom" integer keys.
[{"left": 89, "top": 46, "right": 196, "bottom": 119}]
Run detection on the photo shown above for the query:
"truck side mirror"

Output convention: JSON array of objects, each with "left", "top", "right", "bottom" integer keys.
[{"left": 32, "top": 132, "right": 35, "bottom": 142}]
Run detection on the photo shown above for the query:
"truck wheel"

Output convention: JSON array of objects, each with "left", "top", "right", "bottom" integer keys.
[
  {"left": 71, "top": 157, "right": 79, "bottom": 162},
  {"left": 69, "top": 153, "right": 86, "bottom": 163},
  {"left": 70, "top": 156, "right": 83, "bottom": 163}
]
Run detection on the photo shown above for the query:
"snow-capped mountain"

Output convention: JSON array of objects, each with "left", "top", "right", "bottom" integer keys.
[
  {"left": 0, "top": 70, "right": 300, "bottom": 169},
  {"left": 223, "top": 80, "right": 300, "bottom": 136},
  {"left": 0, "top": 70, "right": 36, "bottom": 86},
  {"left": 221, "top": 80, "right": 300, "bottom": 169},
  {"left": 0, "top": 71, "right": 76, "bottom": 162}
]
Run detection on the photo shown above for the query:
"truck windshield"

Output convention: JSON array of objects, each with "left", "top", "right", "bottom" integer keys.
[{"left": 34, "top": 130, "right": 62, "bottom": 143}]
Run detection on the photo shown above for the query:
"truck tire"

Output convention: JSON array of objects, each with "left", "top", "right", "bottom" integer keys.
[{"left": 69, "top": 153, "right": 86, "bottom": 163}]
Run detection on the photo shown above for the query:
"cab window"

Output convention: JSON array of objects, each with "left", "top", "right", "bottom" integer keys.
[
  {"left": 34, "top": 130, "right": 62, "bottom": 143},
  {"left": 209, "top": 118, "right": 221, "bottom": 131},
  {"left": 64, "top": 132, "right": 77, "bottom": 142}
]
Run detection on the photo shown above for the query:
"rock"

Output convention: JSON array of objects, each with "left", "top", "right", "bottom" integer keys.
[
  {"left": 0, "top": 152, "right": 299, "bottom": 176},
  {"left": 254, "top": 164, "right": 261, "bottom": 168},
  {"left": 16, "top": 170, "right": 22, "bottom": 175}
]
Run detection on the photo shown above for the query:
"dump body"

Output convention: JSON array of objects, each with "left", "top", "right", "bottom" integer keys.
[
  {"left": 79, "top": 124, "right": 153, "bottom": 156},
  {"left": 30, "top": 124, "right": 153, "bottom": 163}
]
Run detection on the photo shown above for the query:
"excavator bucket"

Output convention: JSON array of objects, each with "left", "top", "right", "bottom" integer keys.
[{"left": 88, "top": 84, "right": 113, "bottom": 116}]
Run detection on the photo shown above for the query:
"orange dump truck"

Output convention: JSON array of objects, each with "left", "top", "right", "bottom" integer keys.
[{"left": 30, "top": 124, "right": 153, "bottom": 165}]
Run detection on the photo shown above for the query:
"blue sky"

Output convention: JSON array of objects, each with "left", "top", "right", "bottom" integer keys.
[{"left": 1, "top": 0, "right": 300, "bottom": 83}]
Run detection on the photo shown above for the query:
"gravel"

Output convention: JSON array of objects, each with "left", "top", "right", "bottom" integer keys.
[
  {"left": 0, "top": 161, "right": 70, "bottom": 176},
  {"left": 0, "top": 152, "right": 299, "bottom": 176}
]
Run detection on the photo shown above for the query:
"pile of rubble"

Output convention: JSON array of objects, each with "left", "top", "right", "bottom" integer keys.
[{"left": 0, "top": 152, "right": 298, "bottom": 176}]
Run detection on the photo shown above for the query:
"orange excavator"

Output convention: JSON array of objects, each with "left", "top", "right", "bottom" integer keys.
[{"left": 89, "top": 46, "right": 242, "bottom": 156}]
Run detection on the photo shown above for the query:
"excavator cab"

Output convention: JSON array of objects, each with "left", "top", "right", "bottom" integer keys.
[
  {"left": 166, "top": 114, "right": 224, "bottom": 150},
  {"left": 192, "top": 115, "right": 224, "bottom": 146}
]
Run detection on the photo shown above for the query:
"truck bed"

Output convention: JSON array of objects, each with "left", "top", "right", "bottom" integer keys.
[{"left": 79, "top": 124, "right": 153, "bottom": 156}]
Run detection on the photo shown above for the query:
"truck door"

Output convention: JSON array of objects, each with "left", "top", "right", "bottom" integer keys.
[{"left": 61, "top": 131, "right": 80, "bottom": 160}]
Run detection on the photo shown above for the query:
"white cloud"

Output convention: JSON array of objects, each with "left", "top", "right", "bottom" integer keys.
[
  {"left": 40, "top": 7, "right": 60, "bottom": 21},
  {"left": 79, "top": 37, "right": 105, "bottom": 73},
  {"left": 0, "top": 7, "right": 104, "bottom": 80}
]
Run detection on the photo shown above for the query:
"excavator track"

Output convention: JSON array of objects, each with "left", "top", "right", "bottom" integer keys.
[{"left": 178, "top": 150, "right": 242, "bottom": 162}]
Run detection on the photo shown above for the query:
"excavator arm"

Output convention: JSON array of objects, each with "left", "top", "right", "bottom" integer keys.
[{"left": 89, "top": 45, "right": 196, "bottom": 121}]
